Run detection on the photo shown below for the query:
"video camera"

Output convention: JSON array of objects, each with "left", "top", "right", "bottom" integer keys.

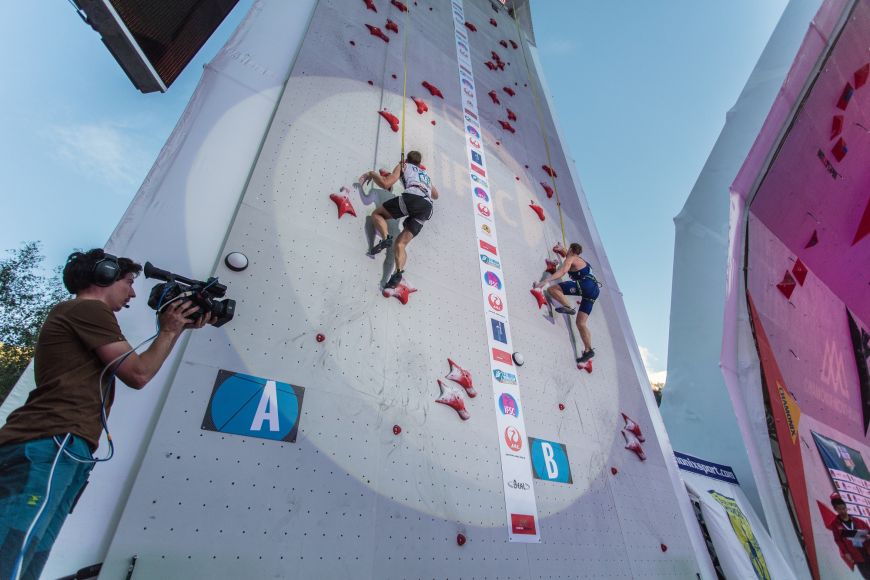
[{"left": 144, "top": 262, "right": 236, "bottom": 327}]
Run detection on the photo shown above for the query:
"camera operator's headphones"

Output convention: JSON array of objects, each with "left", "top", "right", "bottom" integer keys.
[{"left": 92, "top": 253, "right": 122, "bottom": 287}]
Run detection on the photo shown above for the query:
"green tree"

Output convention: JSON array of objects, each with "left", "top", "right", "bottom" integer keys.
[{"left": 0, "top": 242, "right": 69, "bottom": 403}]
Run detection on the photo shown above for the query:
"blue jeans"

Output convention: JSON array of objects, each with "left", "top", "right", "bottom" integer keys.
[{"left": 0, "top": 436, "right": 93, "bottom": 580}]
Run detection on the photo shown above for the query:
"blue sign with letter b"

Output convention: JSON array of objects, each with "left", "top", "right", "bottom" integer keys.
[{"left": 529, "top": 437, "right": 572, "bottom": 484}]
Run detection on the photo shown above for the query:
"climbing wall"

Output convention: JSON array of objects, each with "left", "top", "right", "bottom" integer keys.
[{"left": 97, "top": 0, "right": 702, "bottom": 577}]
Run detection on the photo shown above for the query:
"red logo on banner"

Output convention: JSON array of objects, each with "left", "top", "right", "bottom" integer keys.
[
  {"left": 477, "top": 203, "right": 491, "bottom": 217},
  {"left": 469, "top": 138, "right": 481, "bottom": 149},
  {"left": 488, "top": 293, "right": 503, "bottom": 312},
  {"left": 504, "top": 426, "right": 522, "bottom": 451},
  {"left": 492, "top": 348, "right": 513, "bottom": 365},
  {"left": 480, "top": 240, "right": 497, "bottom": 255},
  {"left": 510, "top": 514, "right": 537, "bottom": 535},
  {"left": 471, "top": 163, "right": 486, "bottom": 177}
]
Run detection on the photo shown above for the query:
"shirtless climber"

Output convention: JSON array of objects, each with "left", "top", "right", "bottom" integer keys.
[
  {"left": 359, "top": 150, "right": 439, "bottom": 289},
  {"left": 534, "top": 243, "right": 601, "bottom": 364}
]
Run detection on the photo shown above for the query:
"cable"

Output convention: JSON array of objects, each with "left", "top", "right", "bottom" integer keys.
[
  {"left": 11, "top": 434, "right": 70, "bottom": 580},
  {"left": 399, "top": 1, "right": 410, "bottom": 166}
]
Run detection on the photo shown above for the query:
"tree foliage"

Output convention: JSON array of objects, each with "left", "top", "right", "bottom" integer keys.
[{"left": 0, "top": 242, "right": 69, "bottom": 402}]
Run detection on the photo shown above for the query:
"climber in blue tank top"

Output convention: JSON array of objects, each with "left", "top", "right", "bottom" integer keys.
[{"left": 534, "top": 242, "right": 601, "bottom": 364}]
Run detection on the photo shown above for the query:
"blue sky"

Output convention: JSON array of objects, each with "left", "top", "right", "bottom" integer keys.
[{"left": 0, "top": 0, "right": 788, "bottom": 382}]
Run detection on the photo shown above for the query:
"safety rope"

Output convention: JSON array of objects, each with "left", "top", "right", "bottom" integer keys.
[
  {"left": 511, "top": 6, "right": 567, "bottom": 251},
  {"left": 399, "top": 3, "right": 410, "bottom": 166}
]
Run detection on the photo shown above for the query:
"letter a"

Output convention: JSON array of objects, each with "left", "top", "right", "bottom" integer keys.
[
  {"left": 251, "top": 380, "right": 280, "bottom": 432},
  {"left": 542, "top": 443, "right": 559, "bottom": 479}
]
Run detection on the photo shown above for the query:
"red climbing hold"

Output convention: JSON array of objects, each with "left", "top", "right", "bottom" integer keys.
[
  {"left": 366, "top": 24, "right": 390, "bottom": 43},
  {"left": 623, "top": 431, "right": 646, "bottom": 460},
  {"left": 488, "top": 90, "right": 500, "bottom": 105},
  {"left": 855, "top": 63, "right": 870, "bottom": 89},
  {"left": 558, "top": 403, "right": 565, "bottom": 411},
  {"left": 378, "top": 168, "right": 391, "bottom": 178},
  {"left": 383, "top": 281, "right": 417, "bottom": 304},
  {"left": 329, "top": 190, "right": 357, "bottom": 219},
  {"left": 792, "top": 259, "right": 808, "bottom": 286},
  {"left": 776, "top": 271, "right": 796, "bottom": 299},
  {"left": 422, "top": 81, "right": 444, "bottom": 99},
  {"left": 364, "top": 0, "right": 377, "bottom": 12},
  {"left": 456, "top": 533, "right": 466, "bottom": 546},
  {"left": 499, "top": 40, "right": 508, "bottom": 49},
  {"left": 431, "top": 120, "right": 436, "bottom": 126},
  {"left": 316, "top": 333, "right": 325, "bottom": 343},
  {"left": 485, "top": 61, "right": 496, "bottom": 71},
  {"left": 464, "top": 21, "right": 477, "bottom": 32},
  {"left": 503, "top": 87, "right": 515, "bottom": 96},
  {"left": 489, "top": 18, "right": 497, "bottom": 27},
  {"left": 610, "top": 467, "right": 618, "bottom": 475},
  {"left": 540, "top": 182, "right": 553, "bottom": 198},
  {"left": 391, "top": 73, "right": 397, "bottom": 79},
  {"left": 391, "top": 0, "right": 408, "bottom": 12},
  {"left": 805, "top": 230, "right": 818, "bottom": 248},
  {"left": 367, "top": 80, "right": 374, "bottom": 85},
  {"left": 553, "top": 243, "right": 567, "bottom": 257},
  {"left": 530, "top": 286, "right": 547, "bottom": 309},
  {"left": 837, "top": 83, "right": 854, "bottom": 110},
  {"left": 412, "top": 97, "right": 428, "bottom": 114},
  {"left": 446, "top": 358, "right": 477, "bottom": 398},
  {"left": 349, "top": 40, "right": 356, "bottom": 46},
  {"left": 660, "top": 544, "right": 668, "bottom": 553},
  {"left": 378, "top": 110, "right": 400, "bottom": 132},
  {"left": 392, "top": 424, "right": 402, "bottom": 435},
  {"left": 542, "top": 164, "right": 557, "bottom": 178},
  {"left": 831, "top": 137, "right": 848, "bottom": 162},
  {"left": 509, "top": 39, "right": 518, "bottom": 49},
  {"left": 499, "top": 120, "right": 515, "bottom": 133},
  {"left": 491, "top": 51, "right": 502, "bottom": 63},
  {"left": 577, "top": 359, "right": 593, "bottom": 373},
  {"left": 436, "top": 379, "right": 470, "bottom": 420},
  {"left": 621, "top": 413, "right": 645, "bottom": 442},
  {"left": 545, "top": 259, "right": 557, "bottom": 274},
  {"left": 506, "top": 108, "right": 517, "bottom": 122},
  {"left": 496, "top": 61, "right": 505, "bottom": 71},
  {"left": 529, "top": 201, "right": 544, "bottom": 221},
  {"left": 831, "top": 115, "right": 844, "bottom": 139},
  {"left": 385, "top": 19, "right": 399, "bottom": 33}
]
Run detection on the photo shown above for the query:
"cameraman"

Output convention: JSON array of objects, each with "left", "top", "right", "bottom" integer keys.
[{"left": 0, "top": 249, "right": 211, "bottom": 579}]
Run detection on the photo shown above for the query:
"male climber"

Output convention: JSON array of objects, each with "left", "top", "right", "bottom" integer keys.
[
  {"left": 359, "top": 150, "right": 439, "bottom": 289},
  {"left": 534, "top": 243, "right": 601, "bottom": 364}
]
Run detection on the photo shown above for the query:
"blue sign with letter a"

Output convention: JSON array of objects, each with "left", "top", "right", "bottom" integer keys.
[
  {"left": 202, "top": 370, "right": 305, "bottom": 443},
  {"left": 529, "top": 437, "right": 572, "bottom": 484}
]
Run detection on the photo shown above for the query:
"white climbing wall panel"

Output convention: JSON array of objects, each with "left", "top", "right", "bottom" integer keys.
[{"left": 96, "top": 0, "right": 703, "bottom": 578}]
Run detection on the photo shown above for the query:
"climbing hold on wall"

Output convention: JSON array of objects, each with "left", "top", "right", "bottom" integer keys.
[
  {"left": 485, "top": 61, "right": 496, "bottom": 71},
  {"left": 412, "top": 97, "right": 428, "bottom": 114},
  {"left": 224, "top": 252, "right": 249, "bottom": 272},
  {"left": 530, "top": 286, "right": 547, "bottom": 309},
  {"left": 542, "top": 164, "right": 557, "bottom": 178},
  {"left": 464, "top": 21, "right": 477, "bottom": 32},
  {"left": 329, "top": 191, "right": 357, "bottom": 219},
  {"left": 431, "top": 120, "right": 436, "bottom": 126},
  {"left": 499, "top": 40, "right": 508, "bottom": 48},
  {"left": 378, "top": 110, "right": 400, "bottom": 132},
  {"left": 660, "top": 544, "right": 668, "bottom": 553},
  {"left": 545, "top": 259, "right": 557, "bottom": 274},
  {"left": 837, "top": 83, "right": 854, "bottom": 110},
  {"left": 489, "top": 18, "right": 497, "bottom": 27},
  {"left": 805, "top": 229, "right": 819, "bottom": 248},
  {"left": 385, "top": 19, "right": 399, "bottom": 33},
  {"left": 540, "top": 182, "right": 553, "bottom": 198},
  {"left": 446, "top": 358, "right": 477, "bottom": 397},
  {"left": 499, "top": 120, "right": 515, "bottom": 133},
  {"left": 506, "top": 108, "right": 517, "bottom": 122},
  {"left": 776, "top": 271, "right": 797, "bottom": 299},
  {"left": 577, "top": 359, "right": 593, "bottom": 373},
  {"left": 316, "top": 333, "right": 326, "bottom": 343},
  {"left": 364, "top": 0, "right": 377, "bottom": 12},
  {"left": 611, "top": 467, "right": 618, "bottom": 475},
  {"left": 383, "top": 281, "right": 417, "bottom": 304},
  {"left": 491, "top": 51, "right": 502, "bottom": 63},
  {"left": 856, "top": 63, "right": 870, "bottom": 88},
  {"left": 422, "top": 81, "right": 444, "bottom": 99},
  {"left": 366, "top": 24, "right": 390, "bottom": 43},
  {"left": 488, "top": 90, "right": 500, "bottom": 105},
  {"left": 436, "top": 379, "right": 470, "bottom": 420},
  {"left": 621, "top": 413, "right": 645, "bottom": 442},
  {"left": 456, "top": 533, "right": 466, "bottom": 546},
  {"left": 392, "top": 424, "right": 402, "bottom": 435},
  {"left": 391, "top": 0, "right": 408, "bottom": 12},
  {"left": 503, "top": 87, "right": 515, "bottom": 97},
  {"left": 529, "top": 201, "right": 545, "bottom": 221},
  {"left": 792, "top": 259, "right": 808, "bottom": 286},
  {"left": 495, "top": 141, "right": 500, "bottom": 146},
  {"left": 509, "top": 39, "right": 518, "bottom": 49},
  {"left": 496, "top": 61, "right": 505, "bottom": 71},
  {"left": 831, "top": 115, "right": 844, "bottom": 139},
  {"left": 553, "top": 242, "right": 567, "bottom": 257},
  {"left": 623, "top": 431, "right": 646, "bottom": 460},
  {"left": 558, "top": 403, "right": 565, "bottom": 411},
  {"left": 512, "top": 352, "right": 524, "bottom": 366},
  {"left": 378, "top": 168, "right": 392, "bottom": 178},
  {"left": 349, "top": 40, "right": 356, "bottom": 46},
  {"left": 367, "top": 80, "right": 374, "bottom": 85},
  {"left": 831, "top": 137, "right": 848, "bottom": 161}
]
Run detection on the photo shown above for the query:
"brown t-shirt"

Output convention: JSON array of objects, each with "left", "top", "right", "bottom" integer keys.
[{"left": 0, "top": 299, "right": 126, "bottom": 450}]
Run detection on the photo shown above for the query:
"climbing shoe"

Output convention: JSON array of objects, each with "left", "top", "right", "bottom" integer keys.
[
  {"left": 555, "top": 306, "right": 576, "bottom": 315},
  {"left": 368, "top": 235, "right": 393, "bottom": 256},
  {"left": 385, "top": 270, "right": 403, "bottom": 289},
  {"left": 576, "top": 349, "right": 595, "bottom": 364}
]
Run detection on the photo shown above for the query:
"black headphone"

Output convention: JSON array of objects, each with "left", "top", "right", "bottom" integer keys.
[{"left": 92, "top": 253, "right": 122, "bottom": 287}]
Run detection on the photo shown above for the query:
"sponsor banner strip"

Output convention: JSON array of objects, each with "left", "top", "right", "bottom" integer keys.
[{"left": 450, "top": 0, "right": 540, "bottom": 543}]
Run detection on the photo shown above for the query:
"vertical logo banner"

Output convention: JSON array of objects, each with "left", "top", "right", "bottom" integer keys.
[{"left": 450, "top": 0, "right": 540, "bottom": 542}]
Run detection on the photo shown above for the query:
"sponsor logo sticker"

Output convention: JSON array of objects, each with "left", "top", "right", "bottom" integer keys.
[
  {"left": 499, "top": 392, "right": 519, "bottom": 417},
  {"left": 479, "top": 239, "right": 497, "bottom": 254},
  {"left": 477, "top": 202, "right": 491, "bottom": 218},
  {"left": 491, "top": 318, "right": 508, "bottom": 344},
  {"left": 506, "top": 479, "right": 531, "bottom": 491},
  {"left": 480, "top": 223, "right": 492, "bottom": 236},
  {"left": 464, "top": 107, "right": 478, "bottom": 120},
  {"left": 488, "top": 292, "right": 504, "bottom": 312},
  {"left": 493, "top": 369, "right": 517, "bottom": 385},
  {"left": 468, "top": 137, "right": 481, "bottom": 149},
  {"left": 466, "top": 124, "right": 480, "bottom": 138},
  {"left": 511, "top": 514, "right": 537, "bottom": 535},
  {"left": 492, "top": 348, "right": 513, "bottom": 365},
  {"left": 471, "top": 163, "right": 486, "bottom": 177},
  {"left": 504, "top": 426, "right": 523, "bottom": 452},
  {"left": 474, "top": 187, "right": 490, "bottom": 202},
  {"left": 471, "top": 150, "right": 483, "bottom": 165},
  {"left": 484, "top": 271, "right": 502, "bottom": 289},
  {"left": 471, "top": 173, "right": 488, "bottom": 187},
  {"left": 480, "top": 254, "right": 501, "bottom": 268}
]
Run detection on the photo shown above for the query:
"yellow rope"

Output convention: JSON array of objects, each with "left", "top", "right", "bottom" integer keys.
[
  {"left": 400, "top": 3, "right": 410, "bottom": 166},
  {"left": 511, "top": 6, "right": 567, "bottom": 251}
]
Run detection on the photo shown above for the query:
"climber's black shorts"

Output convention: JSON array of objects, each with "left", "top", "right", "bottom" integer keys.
[
  {"left": 383, "top": 192, "right": 433, "bottom": 237},
  {"left": 558, "top": 280, "right": 600, "bottom": 315}
]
